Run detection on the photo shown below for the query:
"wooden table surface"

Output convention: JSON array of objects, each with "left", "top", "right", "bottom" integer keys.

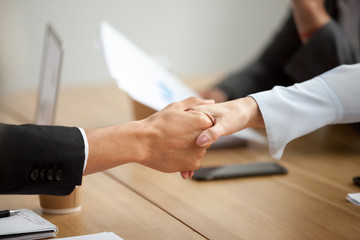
[
  {"left": 106, "top": 125, "right": 360, "bottom": 240},
  {"left": 1, "top": 82, "right": 360, "bottom": 239},
  {"left": 0, "top": 173, "right": 205, "bottom": 239}
]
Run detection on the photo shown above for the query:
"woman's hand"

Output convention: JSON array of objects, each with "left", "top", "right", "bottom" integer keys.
[{"left": 191, "top": 97, "right": 264, "bottom": 147}]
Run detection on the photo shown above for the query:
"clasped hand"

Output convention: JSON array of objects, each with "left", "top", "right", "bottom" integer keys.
[{"left": 146, "top": 96, "right": 263, "bottom": 179}]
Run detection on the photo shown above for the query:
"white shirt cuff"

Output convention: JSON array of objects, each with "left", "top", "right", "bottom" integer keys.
[
  {"left": 250, "top": 78, "right": 340, "bottom": 159},
  {"left": 77, "top": 127, "right": 89, "bottom": 172}
]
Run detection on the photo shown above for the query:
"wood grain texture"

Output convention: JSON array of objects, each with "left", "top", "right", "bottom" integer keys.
[
  {"left": 0, "top": 173, "right": 205, "bottom": 239},
  {"left": 106, "top": 126, "right": 360, "bottom": 240},
  {"left": 2, "top": 81, "right": 360, "bottom": 239}
]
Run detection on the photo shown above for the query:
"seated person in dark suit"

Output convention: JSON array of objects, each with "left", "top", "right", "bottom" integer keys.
[
  {"left": 0, "top": 97, "right": 213, "bottom": 196},
  {"left": 201, "top": 0, "right": 360, "bottom": 102}
]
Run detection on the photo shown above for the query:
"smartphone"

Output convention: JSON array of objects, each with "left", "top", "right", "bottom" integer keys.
[
  {"left": 353, "top": 176, "right": 360, "bottom": 187},
  {"left": 192, "top": 162, "right": 287, "bottom": 181}
]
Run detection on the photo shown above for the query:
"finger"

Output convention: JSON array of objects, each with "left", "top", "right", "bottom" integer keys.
[
  {"left": 180, "top": 171, "right": 190, "bottom": 179},
  {"left": 189, "top": 171, "right": 195, "bottom": 178},
  {"left": 196, "top": 124, "right": 222, "bottom": 147},
  {"left": 177, "top": 97, "right": 215, "bottom": 111}
]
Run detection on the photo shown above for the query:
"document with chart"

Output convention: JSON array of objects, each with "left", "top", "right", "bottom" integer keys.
[{"left": 100, "top": 21, "right": 266, "bottom": 145}]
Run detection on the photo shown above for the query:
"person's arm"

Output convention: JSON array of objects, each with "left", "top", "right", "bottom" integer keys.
[
  {"left": 192, "top": 64, "right": 360, "bottom": 159},
  {"left": 285, "top": 0, "right": 360, "bottom": 81},
  {"left": 201, "top": 11, "right": 302, "bottom": 102},
  {"left": 0, "top": 124, "right": 85, "bottom": 195},
  {"left": 251, "top": 64, "right": 360, "bottom": 158},
  {"left": 0, "top": 97, "right": 213, "bottom": 195},
  {"left": 83, "top": 97, "right": 214, "bottom": 175},
  {"left": 291, "top": 0, "right": 331, "bottom": 43}
]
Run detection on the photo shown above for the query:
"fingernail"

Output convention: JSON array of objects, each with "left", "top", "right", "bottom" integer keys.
[
  {"left": 181, "top": 171, "right": 189, "bottom": 180},
  {"left": 196, "top": 135, "right": 209, "bottom": 146}
]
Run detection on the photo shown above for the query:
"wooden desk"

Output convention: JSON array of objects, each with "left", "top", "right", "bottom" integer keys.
[
  {"left": 106, "top": 126, "right": 360, "bottom": 240},
  {"left": 0, "top": 173, "right": 204, "bottom": 239},
  {"left": 1, "top": 83, "right": 360, "bottom": 239}
]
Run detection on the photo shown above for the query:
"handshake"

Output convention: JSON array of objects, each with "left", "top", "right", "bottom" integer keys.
[{"left": 84, "top": 97, "right": 264, "bottom": 179}]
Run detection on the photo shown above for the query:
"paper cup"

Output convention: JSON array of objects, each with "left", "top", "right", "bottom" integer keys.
[
  {"left": 39, "top": 186, "right": 82, "bottom": 214},
  {"left": 131, "top": 99, "right": 156, "bottom": 120}
]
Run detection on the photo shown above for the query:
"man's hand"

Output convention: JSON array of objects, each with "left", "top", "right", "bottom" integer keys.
[
  {"left": 191, "top": 97, "right": 264, "bottom": 147},
  {"left": 84, "top": 97, "right": 214, "bottom": 177},
  {"left": 138, "top": 97, "right": 214, "bottom": 175}
]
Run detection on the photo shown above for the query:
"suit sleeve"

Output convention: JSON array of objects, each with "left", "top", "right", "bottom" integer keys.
[
  {"left": 216, "top": 12, "right": 302, "bottom": 100},
  {"left": 250, "top": 64, "right": 360, "bottom": 159},
  {"left": 217, "top": 2, "right": 360, "bottom": 100},
  {"left": 0, "top": 124, "right": 85, "bottom": 195},
  {"left": 285, "top": 20, "right": 360, "bottom": 81}
]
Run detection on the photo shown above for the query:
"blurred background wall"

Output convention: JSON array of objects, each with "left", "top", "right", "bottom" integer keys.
[{"left": 0, "top": 0, "right": 289, "bottom": 95}]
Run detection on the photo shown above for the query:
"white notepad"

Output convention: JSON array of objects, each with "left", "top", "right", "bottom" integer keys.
[
  {"left": 0, "top": 208, "right": 58, "bottom": 240},
  {"left": 58, "top": 232, "right": 124, "bottom": 239},
  {"left": 347, "top": 193, "right": 360, "bottom": 206}
]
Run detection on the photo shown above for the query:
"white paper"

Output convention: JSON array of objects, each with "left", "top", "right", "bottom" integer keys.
[
  {"left": 0, "top": 208, "right": 58, "bottom": 238},
  {"left": 58, "top": 232, "right": 124, "bottom": 240},
  {"left": 101, "top": 21, "right": 199, "bottom": 111},
  {"left": 347, "top": 193, "right": 360, "bottom": 206},
  {"left": 100, "top": 21, "right": 267, "bottom": 146}
]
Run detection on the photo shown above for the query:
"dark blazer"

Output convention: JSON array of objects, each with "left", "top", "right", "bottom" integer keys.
[
  {"left": 217, "top": 0, "right": 360, "bottom": 100},
  {"left": 0, "top": 123, "right": 85, "bottom": 196}
]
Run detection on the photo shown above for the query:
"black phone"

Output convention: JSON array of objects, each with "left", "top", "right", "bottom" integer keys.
[
  {"left": 192, "top": 162, "right": 287, "bottom": 181},
  {"left": 353, "top": 176, "right": 360, "bottom": 187}
]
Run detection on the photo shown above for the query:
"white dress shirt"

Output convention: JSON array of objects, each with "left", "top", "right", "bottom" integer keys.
[
  {"left": 78, "top": 128, "right": 89, "bottom": 172},
  {"left": 251, "top": 64, "right": 360, "bottom": 159}
]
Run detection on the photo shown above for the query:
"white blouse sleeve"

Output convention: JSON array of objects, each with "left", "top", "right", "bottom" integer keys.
[{"left": 250, "top": 64, "right": 360, "bottom": 159}]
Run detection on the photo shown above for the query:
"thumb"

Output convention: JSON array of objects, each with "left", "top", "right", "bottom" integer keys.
[{"left": 196, "top": 125, "right": 221, "bottom": 147}]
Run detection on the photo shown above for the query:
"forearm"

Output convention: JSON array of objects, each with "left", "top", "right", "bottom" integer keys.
[
  {"left": 291, "top": 0, "right": 331, "bottom": 42},
  {"left": 83, "top": 121, "right": 144, "bottom": 175},
  {"left": 250, "top": 64, "right": 360, "bottom": 159},
  {"left": 84, "top": 97, "right": 213, "bottom": 175}
]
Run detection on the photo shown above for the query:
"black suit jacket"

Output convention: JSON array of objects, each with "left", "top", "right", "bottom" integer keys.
[
  {"left": 0, "top": 123, "right": 85, "bottom": 196},
  {"left": 217, "top": 0, "right": 360, "bottom": 100}
]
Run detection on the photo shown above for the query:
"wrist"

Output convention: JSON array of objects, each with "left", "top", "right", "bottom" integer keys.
[
  {"left": 120, "top": 120, "right": 149, "bottom": 165},
  {"left": 84, "top": 122, "right": 147, "bottom": 175},
  {"left": 243, "top": 97, "right": 264, "bottom": 129}
]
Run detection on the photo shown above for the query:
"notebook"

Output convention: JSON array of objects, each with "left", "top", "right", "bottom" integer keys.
[
  {"left": 58, "top": 232, "right": 124, "bottom": 240},
  {"left": 0, "top": 208, "right": 58, "bottom": 239}
]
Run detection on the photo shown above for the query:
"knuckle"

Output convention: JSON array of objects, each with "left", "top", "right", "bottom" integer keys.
[
  {"left": 188, "top": 96, "right": 198, "bottom": 102},
  {"left": 167, "top": 102, "right": 178, "bottom": 108},
  {"left": 194, "top": 160, "right": 202, "bottom": 170},
  {"left": 206, "top": 129, "right": 218, "bottom": 141},
  {"left": 199, "top": 113, "right": 213, "bottom": 127}
]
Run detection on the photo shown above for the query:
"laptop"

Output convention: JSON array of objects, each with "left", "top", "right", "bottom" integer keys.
[{"left": 35, "top": 24, "right": 63, "bottom": 125}]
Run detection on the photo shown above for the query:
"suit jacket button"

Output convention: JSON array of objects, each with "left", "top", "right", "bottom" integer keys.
[
  {"left": 47, "top": 169, "right": 55, "bottom": 181},
  {"left": 55, "top": 170, "right": 63, "bottom": 181},
  {"left": 30, "top": 169, "right": 39, "bottom": 180},
  {"left": 40, "top": 169, "right": 46, "bottom": 181}
]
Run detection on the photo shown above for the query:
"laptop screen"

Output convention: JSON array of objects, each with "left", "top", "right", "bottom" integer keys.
[{"left": 35, "top": 25, "right": 63, "bottom": 125}]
